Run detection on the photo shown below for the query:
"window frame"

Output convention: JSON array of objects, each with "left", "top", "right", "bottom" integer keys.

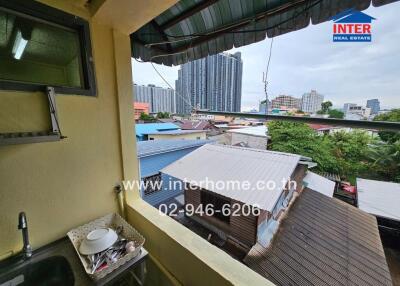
[{"left": 0, "top": 0, "right": 96, "bottom": 96}]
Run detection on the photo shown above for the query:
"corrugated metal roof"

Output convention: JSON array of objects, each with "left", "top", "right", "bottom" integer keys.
[
  {"left": 180, "top": 120, "right": 212, "bottom": 130},
  {"left": 161, "top": 144, "right": 301, "bottom": 211},
  {"left": 227, "top": 125, "right": 268, "bottom": 137},
  {"left": 135, "top": 123, "right": 180, "bottom": 137},
  {"left": 244, "top": 188, "right": 393, "bottom": 286},
  {"left": 137, "top": 139, "right": 211, "bottom": 158},
  {"left": 144, "top": 129, "right": 206, "bottom": 135},
  {"left": 131, "top": 0, "right": 399, "bottom": 66},
  {"left": 357, "top": 178, "right": 400, "bottom": 221},
  {"left": 303, "top": 171, "right": 335, "bottom": 197}
]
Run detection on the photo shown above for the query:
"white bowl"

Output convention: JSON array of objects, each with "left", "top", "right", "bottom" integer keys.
[{"left": 79, "top": 228, "right": 118, "bottom": 255}]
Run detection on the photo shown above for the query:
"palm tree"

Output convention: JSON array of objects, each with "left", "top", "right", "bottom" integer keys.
[{"left": 366, "top": 140, "right": 400, "bottom": 182}]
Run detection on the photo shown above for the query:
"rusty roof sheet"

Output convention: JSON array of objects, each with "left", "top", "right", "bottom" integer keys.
[{"left": 244, "top": 188, "right": 392, "bottom": 286}]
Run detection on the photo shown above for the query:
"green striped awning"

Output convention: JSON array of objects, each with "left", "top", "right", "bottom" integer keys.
[{"left": 131, "top": 0, "right": 398, "bottom": 66}]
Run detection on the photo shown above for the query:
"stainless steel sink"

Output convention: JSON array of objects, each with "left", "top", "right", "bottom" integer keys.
[{"left": 0, "top": 255, "right": 74, "bottom": 286}]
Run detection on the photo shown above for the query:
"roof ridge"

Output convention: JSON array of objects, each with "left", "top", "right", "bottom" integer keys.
[{"left": 208, "top": 143, "right": 301, "bottom": 158}]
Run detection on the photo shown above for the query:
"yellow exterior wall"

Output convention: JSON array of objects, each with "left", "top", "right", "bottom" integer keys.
[
  {"left": 127, "top": 200, "right": 272, "bottom": 286},
  {"left": 148, "top": 132, "right": 207, "bottom": 141},
  {"left": 0, "top": 1, "right": 138, "bottom": 258}
]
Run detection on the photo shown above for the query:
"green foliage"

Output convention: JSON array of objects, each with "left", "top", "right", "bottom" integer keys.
[
  {"left": 366, "top": 140, "right": 400, "bottom": 182},
  {"left": 267, "top": 121, "right": 383, "bottom": 181},
  {"left": 267, "top": 121, "right": 339, "bottom": 174},
  {"left": 321, "top": 101, "right": 333, "bottom": 113},
  {"left": 139, "top": 112, "right": 156, "bottom": 122},
  {"left": 328, "top": 109, "right": 344, "bottom": 119},
  {"left": 329, "top": 131, "right": 374, "bottom": 179},
  {"left": 374, "top": 109, "right": 400, "bottom": 143},
  {"left": 157, "top": 112, "right": 170, "bottom": 119}
]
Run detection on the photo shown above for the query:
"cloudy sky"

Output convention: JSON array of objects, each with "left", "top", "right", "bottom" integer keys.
[{"left": 132, "top": 2, "right": 400, "bottom": 111}]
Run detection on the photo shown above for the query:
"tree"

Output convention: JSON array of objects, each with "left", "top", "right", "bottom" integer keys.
[
  {"left": 374, "top": 109, "right": 400, "bottom": 143},
  {"left": 328, "top": 109, "right": 344, "bottom": 119},
  {"left": 321, "top": 101, "right": 333, "bottom": 113},
  {"left": 268, "top": 121, "right": 339, "bottom": 174},
  {"left": 157, "top": 112, "right": 170, "bottom": 119},
  {"left": 268, "top": 121, "right": 377, "bottom": 182},
  {"left": 329, "top": 130, "right": 374, "bottom": 181},
  {"left": 139, "top": 112, "right": 156, "bottom": 122},
  {"left": 366, "top": 140, "right": 400, "bottom": 182}
]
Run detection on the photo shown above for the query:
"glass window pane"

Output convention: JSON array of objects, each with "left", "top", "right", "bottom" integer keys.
[{"left": 0, "top": 8, "right": 84, "bottom": 88}]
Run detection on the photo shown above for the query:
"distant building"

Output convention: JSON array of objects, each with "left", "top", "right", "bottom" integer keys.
[
  {"left": 175, "top": 52, "right": 243, "bottom": 115},
  {"left": 226, "top": 125, "right": 268, "bottom": 149},
  {"left": 344, "top": 105, "right": 371, "bottom": 120},
  {"left": 343, "top": 103, "right": 357, "bottom": 113},
  {"left": 137, "top": 140, "right": 210, "bottom": 206},
  {"left": 259, "top": 99, "right": 271, "bottom": 114},
  {"left": 271, "top": 95, "right": 301, "bottom": 110},
  {"left": 259, "top": 101, "right": 266, "bottom": 113},
  {"left": 134, "top": 84, "right": 175, "bottom": 114},
  {"left": 366, "top": 99, "right": 380, "bottom": 115},
  {"left": 134, "top": 102, "right": 149, "bottom": 120},
  {"left": 301, "top": 90, "right": 324, "bottom": 113}
]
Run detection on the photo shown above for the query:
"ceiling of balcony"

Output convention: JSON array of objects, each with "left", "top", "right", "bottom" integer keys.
[{"left": 131, "top": 0, "right": 399, "bottom": 66}]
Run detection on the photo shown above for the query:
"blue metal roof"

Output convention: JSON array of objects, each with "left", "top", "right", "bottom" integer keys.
[
  {"left": 137, "top": 139, "right": 211, "bottom": 158},
  {"left": 135, "top": 123, "right": 180, "bottom": 137}
]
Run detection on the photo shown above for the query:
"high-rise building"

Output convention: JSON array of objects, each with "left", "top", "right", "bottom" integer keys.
[
  {"left": 271, "top": 95, "right": 301, "bottom": 110},
  {"left": 134, "top": 84, "right": 175, "bottom": 114},
  {"left": 175, "top": 52, "right": 243, "bottom": 115},
  {"left": 301, "top": 90, "right": 324, "bottom": 113},
  {"left": 366, "top": 99, "right": 380, "bottom": 115}
]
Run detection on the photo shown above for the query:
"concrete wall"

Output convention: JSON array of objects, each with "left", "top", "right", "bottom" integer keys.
[{"left": 231, "top": 133, "right": 268, "bottom": 149}]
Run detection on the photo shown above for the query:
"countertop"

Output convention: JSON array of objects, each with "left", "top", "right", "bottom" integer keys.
[{"left": 0, "top": 237, "right": 148, "bottom": 286}]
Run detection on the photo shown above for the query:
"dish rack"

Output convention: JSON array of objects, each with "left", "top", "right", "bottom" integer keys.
[{"left": 67, "top": 213, "right": 145, "bottom": 281}]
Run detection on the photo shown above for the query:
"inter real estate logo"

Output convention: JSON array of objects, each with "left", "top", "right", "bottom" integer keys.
[{"left": 332, "top": 9, "right": 376, "bottom": 42}]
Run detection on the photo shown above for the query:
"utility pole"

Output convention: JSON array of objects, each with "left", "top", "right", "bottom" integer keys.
[{"left": 262, "top": 72, "right": 268, "bottom": 115}]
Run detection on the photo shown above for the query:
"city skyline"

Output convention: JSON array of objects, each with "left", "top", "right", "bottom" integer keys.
[
  {"left": 175, "top": 52, "right": 242, "bottom": 115},
  {"left": 134, "top": 84, "right": 175, "bottom": 114},
  {"left": 132, "top": 2, "right": 399, "bottom": 112}
]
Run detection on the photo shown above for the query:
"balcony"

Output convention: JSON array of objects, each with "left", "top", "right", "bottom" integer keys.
[{"left": 0, "top": 0, "right": 399, "bottom": 285}]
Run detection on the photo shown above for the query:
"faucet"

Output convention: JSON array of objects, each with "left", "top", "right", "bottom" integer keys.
[{"left": 18, "top": 212, "right": 32, "bottom": 259}]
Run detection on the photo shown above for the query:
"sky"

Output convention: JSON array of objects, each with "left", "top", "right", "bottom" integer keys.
[{"left": 132, "top": 2, "right": 400, "bottom": 111}]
